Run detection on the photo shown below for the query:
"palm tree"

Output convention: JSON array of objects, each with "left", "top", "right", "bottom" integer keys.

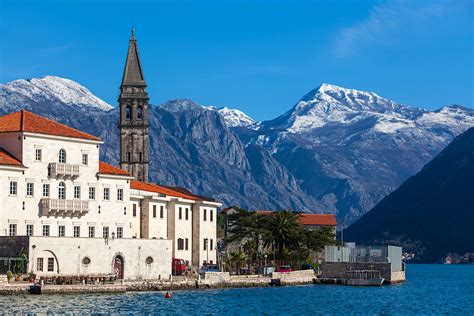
[
  {"left": 230, "top": 251, "right": 247, "bottom": 275},
  {"left": 264, "top": 211, "right": 304, "bottom": 259}
]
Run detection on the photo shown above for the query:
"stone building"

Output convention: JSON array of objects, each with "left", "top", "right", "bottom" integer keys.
[
  {"left": 119, "top": 30, "right": 149, "bottom": 182},
  {"left": 0, "top": 32, "right": 220, "bottom": 280}
]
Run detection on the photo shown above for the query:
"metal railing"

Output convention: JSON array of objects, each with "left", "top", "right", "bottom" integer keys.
[
  {"left": 49, "top": 163, "right": 80, "bottom": 178},
  {"left": 40, "top": 199, "right": 89, "bottom": 216}
]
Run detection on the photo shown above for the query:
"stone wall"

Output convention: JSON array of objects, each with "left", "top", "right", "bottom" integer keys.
[{"left": 271, "top": 269, "right": 315, "bottom": 285}]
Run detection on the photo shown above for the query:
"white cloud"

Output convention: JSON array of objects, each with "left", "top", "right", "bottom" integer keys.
[{"left": 333, "top": 0, "right": 470, "bottom": 57}]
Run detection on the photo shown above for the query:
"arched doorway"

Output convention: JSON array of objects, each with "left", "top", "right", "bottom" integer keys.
[{"left": 113, "top": 255, "right": 124, "bottom": 279}]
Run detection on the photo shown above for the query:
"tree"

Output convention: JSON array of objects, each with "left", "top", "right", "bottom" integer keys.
[
  {"left": 229, "top": 251, "right": 247, "bottom": 275},
  {"left": 264, "top": 210, "right": 304, "bottom": 259}
]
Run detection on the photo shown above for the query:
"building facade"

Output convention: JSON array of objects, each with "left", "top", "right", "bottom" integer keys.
[{"left": 0, "top": 32, "right": 219, "bottom": 280}]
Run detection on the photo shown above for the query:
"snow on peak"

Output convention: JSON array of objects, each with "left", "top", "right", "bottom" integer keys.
[
  {"left": 160, "top": 99, "right": 204, "bottom": 112},
  {"left": 214, "top": 107, "right": 255, "bottom": 127},
  {"left": 1, "top": 76, "right": 113, "bottom": 111}
]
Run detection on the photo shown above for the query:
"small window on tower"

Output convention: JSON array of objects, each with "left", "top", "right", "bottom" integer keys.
[
  {"left": 125, "top": 105, "right": 132, "bottom": 120},
  {"left": 139, "top": 152, "right": 143, "bottom": 162},
  {"left": 137, "top": 106, "right": 143, "bottom": 120},
  {"left": 127, "top": 152, "right": 131, "bottom": 162}
]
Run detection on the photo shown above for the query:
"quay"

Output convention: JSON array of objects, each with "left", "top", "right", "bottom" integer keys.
[{"left": 0, "top": 266, "right": 406, "bottom": 295}]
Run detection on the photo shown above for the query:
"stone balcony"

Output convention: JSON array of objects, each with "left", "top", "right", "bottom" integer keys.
[
  {"left": 40, "top": 199, "right": 89, "bottom": 217},
  {"left": 49, "top": 163, "right": 80, "bottom": 178}
]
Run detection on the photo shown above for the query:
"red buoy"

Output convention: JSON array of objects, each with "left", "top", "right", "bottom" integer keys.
[{"left": 165, "top": 291, "right": 171, "bottom": 299}]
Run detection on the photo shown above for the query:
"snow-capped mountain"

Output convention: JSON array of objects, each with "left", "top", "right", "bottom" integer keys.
[
  {"left": 160, "top": 99, "right": 255, "bottom": 128},
  {"left": 1, "top": 76, "right": 473, "bottom": 225},
  {"left": 212, "top": 107, "right": 255, "bottom": 127},
  {"left": 0, "top": 76, "right": 113, "bottom": 111},
  {"left": 262, "top": 83, "right": 473, "bottom": 137}
]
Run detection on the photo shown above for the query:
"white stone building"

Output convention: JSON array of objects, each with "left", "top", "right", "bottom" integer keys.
[{"left": 0, "top": 110, "right": 220, "bottom": 280}]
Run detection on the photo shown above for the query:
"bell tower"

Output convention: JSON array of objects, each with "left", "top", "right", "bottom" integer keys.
[{"left": 119, "top": 29, "right": 149, "bottom": 182}]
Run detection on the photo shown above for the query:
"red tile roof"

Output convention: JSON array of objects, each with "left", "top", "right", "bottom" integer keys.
[
  {"left": 98, "top": 161, "right": 131, "bottom": 176},
  {"left": 298, "top": 214, "right": 337, "bottom": 226},
  {"left": 0, "top": 148, "right": 24, "bottom": 167},
  {"left": 256, "top": 210, "right": 336, "bottom": 226},
  {"left": 0, "top": 110, "right": 100, "bottom": 141},
  {"left": 131, "top": 180, "right": 199, "bottom": 201}
]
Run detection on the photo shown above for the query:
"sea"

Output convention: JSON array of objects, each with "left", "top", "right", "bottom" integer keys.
[{"left": 1, "top": 264, "right": 473, "bottom": 315}]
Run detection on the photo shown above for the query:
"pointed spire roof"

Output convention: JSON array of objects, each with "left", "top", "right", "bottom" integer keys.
[{"left": 121, "top": 29, "right": 146, "bottom": 87}]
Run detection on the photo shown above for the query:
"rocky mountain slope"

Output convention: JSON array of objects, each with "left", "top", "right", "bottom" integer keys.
[
  {"left": 345, "top": 128, "right": 474, "bottom": 261},
  {"left": 1, "top": 76, "right": 473, "bottom": 224}
]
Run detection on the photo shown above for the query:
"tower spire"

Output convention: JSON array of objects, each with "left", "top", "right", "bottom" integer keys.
[{"left": 121, "top": 29, "right": 145, "bottom": 87}]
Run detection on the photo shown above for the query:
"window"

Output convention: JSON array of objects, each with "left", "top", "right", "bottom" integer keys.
[
  {"left": 26, "top": 183, "right": 34, "bottom": 197},
  {"left": 59, "top": 149, "right": 66, "bottom": 163},
  {"left": 103, "top": 226, "right": 109, "bottom": 239},
  {"left": 103, "top": 188, "right": 110, "bottom": 201},
  {"left": 185, "top": 238, "right": 189, "bottom": 250},
  {"left": 210, "top": 239, "right": 214, "bottom": 250},
  {"left": 125, "top": 105, "right": 131, "bottom": 120},
  {"left": 9, "top": 181, "right": 17, "bottom": 195},
  {"left": 210, "top": 209, "right": 214, "bottom": 222},
  {"left": 35, "top": 149, "right": 42, "bottom": 161},
  {"left": 9, "top": 224, "right": 17, "bottom": 236},
  {"left": 203, "top": 209, "right": 207, "bottom": 221},
  {"left": 26, "top": 224, "right": 34, "bottom": 236},
  {"left": 37, "top": 258, "right": 43, "bottom": 272},
  {"left": 58, "top": 182, "right": 66, "bottom": 200},
  {"left": 47, "top": 258, "right": 54, "bottom": 272},
  {"left": 58, "top": 225, "right": 65, "bottom": 237},
  {"left": 179, "top": 207, "right": 182, "bottom": 220},
  {"left": 42, "top": 225, "right": 50, "bottom": 236},
  {"left": 185, "top": 208, "right": 189, "bottom": 220},
  {"left": 82, "top": 153, "right": 88, "bottom": 165},
  {"left": 133, "top": 204, "right": 137, "bottom": 217},
  {"left": 42, "top": 184, "right": 50, "bottom": 197},
  {"left": 117, "top": 227, "right": 123, "bottom": 238},
  {"left": 117, "top": 188, "right": 123, "bottom": 201},
  {"left": 88, "top": 226, "right": 95, "bottom": 238},
  {"left": 89, "top": 187, "right": 96, "bottom": 200},
  {"left": 74, "top": 226, "right": 80, "bottom": 237},
  {"left": 137, "top": 106, "right": 143, "bottom": 119},
  {"left": 74, "top": 186, "right": 81, "bottom": 199},
  {"left": 139, "top": 152, "right": 143, "bottom": 162},
  {"left": 203, "top": 238, "right": 208, "bottom": 250},
  {"left": 177, "top": 238, "right": 184, "bottom": 250},
  {"left": 153, "top": 205, "right": 157, "bottom": 218},
  {"left": 127, "top": 152, "right": 131, "bottom": 162},
  {"left": 160, "top": 205, "right": 164, "bottom": 219}
]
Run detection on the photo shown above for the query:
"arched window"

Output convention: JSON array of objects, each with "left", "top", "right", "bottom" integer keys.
[
  {"left": 125, "top": 105, "right": 132, "bottom": 120},
  {"left": 58, "top": 182, "right": 66, "bottom": 200},
  {"left": 59, "top": 149, "right": 66, "bottom": 163},
  {"left": 137, "top": 106, "right": 143, "bottom": 120}
]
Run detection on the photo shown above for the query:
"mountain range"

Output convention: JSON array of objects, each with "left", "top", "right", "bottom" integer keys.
[
  {"left": 1, "top": 76, "right": 473, "bottom": 225},
  {"left": 345, "top": 127, "right": 474, "bottom": 261}
]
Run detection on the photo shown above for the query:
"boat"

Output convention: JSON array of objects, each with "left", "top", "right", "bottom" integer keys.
[{"left": 344, "top": 270, "right": 385, "bottom": 286}]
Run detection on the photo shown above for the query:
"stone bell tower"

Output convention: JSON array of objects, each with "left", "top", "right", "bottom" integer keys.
[{"left": 119, "top": 29, "right": 149, "bottom": 182}]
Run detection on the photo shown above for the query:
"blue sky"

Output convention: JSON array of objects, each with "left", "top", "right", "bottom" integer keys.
[{"left": 0, "top": 0, "right": 472, "bottom": 121}]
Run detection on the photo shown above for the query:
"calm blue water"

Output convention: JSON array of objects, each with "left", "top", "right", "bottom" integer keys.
[{"left": 1, "top": 264, "right": 473, "bottom": 315}]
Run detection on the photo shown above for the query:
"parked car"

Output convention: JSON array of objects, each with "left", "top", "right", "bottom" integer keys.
[
  {"left": 199, "top": 264, "right": 220, "bottom": 275},
  {"left": 172, "top": 258, "right": 188, "bottom": 276},
  {"left": 276, "top": 265, "right": 293, "bottom": 273}
]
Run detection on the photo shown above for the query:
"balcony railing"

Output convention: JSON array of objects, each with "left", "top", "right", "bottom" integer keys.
[
  {"left": 41, "top": 199, "right": 89, "bottom": 217},
  {"left": 49, "top": 163, "right": 80, "bottom": 178}
]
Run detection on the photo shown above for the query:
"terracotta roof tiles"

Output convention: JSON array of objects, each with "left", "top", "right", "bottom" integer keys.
[
  {"left": 0, "top": 148, "right": 24, "bottom": 167},
  {"left": 98, "top": 161, "right": 131, "bottom": 176},
  {"left": 0, "top": 110, "right": 100, "bottom": 141},
  {"left": 131, "top": 180, "right": 200, "bottom": 201}
]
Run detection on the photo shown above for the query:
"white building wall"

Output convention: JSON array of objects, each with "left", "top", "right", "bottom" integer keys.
[
  {"left": 148, "top": 201, "right": 168, "bottom": 239},
  {"left": 28, "top": 236, "right": 172, "bottom": 280},
  {"left": 172, "top": 202, "right": 193, "bottom": 263},
  {"left": 194, "top": 204, "right": 217, "bottom": 266}
]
